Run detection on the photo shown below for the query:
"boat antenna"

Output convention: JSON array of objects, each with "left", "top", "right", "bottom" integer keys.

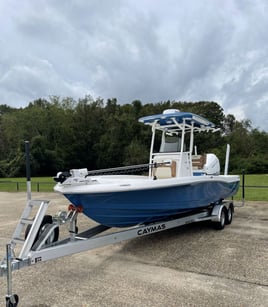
[{"left": 25, "top": 140, "right": 31, "bottom": 201}]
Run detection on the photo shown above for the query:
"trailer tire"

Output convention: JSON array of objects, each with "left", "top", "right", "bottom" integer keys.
[
  {"left": 213, "top": 207, "right": 227, "bottom": 230},
  {"left": 25, "top": 215, "right": 59, "bottom": 246},
  {"left": 225, "top": 204, "right": 234, "bottom": 225}
]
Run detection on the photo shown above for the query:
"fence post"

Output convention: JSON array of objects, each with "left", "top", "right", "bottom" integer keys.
[{"left": 25, "top": 141, "right": 31, "bottom": 201}]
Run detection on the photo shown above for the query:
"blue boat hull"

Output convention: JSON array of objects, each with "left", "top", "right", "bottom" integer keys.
[{"left": 63, "top": 180, "right": 239, "bottom": 227}]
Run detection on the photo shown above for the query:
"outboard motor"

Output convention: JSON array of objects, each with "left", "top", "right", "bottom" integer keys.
[{"left": 203, "top": 154, "right": 220, "bottom": 175}]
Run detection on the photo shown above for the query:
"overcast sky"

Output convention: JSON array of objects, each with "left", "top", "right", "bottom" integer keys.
[{"left": 0, "top": 0, "right": 268, "bottom": 131}]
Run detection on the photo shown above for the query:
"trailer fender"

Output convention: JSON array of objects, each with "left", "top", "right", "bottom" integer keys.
[{"left": 211, "top": 202, "right": 231, "bottom": 222}]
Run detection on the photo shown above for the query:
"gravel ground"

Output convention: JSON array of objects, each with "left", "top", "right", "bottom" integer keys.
[{"left": 0, "top": 192, "right": 267, "bottom": 307}]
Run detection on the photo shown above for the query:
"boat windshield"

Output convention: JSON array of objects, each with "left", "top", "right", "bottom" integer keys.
[{"left": 160, "top": 134, "right": 182, "bottom": 152}]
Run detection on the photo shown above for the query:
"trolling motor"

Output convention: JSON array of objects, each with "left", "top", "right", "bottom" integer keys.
[
  {"left": 54, "top": 162, "right": 178, "bottom": 184},
  {"left": 54, "top": 171, "right": 71, "bottom": 183}
]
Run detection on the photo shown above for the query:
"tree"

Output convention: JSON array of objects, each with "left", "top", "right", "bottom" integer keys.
[{"left": 0, "top": 98, "right": 266, "bottom": 176}]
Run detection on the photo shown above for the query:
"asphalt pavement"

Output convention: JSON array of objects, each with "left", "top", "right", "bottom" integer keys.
[{"left": 0, "top": 192, "right": 267, "bottom": 307}]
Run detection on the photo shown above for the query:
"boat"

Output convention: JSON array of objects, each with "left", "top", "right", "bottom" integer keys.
[{"left": 54, "top": 109, "right": 240, "bottom": 227}]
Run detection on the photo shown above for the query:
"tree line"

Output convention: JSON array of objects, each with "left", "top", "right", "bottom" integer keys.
[{"left": 0, "top": 96, "right": 267, "bottom": 177}]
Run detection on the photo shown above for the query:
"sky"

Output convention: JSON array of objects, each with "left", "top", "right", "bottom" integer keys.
[{"left": 0, "top": 0, "right": 268, "bottom": 131}]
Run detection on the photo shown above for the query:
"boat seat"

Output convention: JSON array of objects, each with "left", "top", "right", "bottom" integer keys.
[
  {"left": 192, "top": 155, "right": 206, "bottom": 170},
  {"left": 153, "top": 161, "right": 176, "bottom": 179}
]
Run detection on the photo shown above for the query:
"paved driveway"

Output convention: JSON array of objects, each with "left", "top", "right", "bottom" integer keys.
[{"left": 0, "top": 192, "right": 267, "bottom": 307}]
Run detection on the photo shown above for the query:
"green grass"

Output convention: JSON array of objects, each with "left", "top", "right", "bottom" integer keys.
[
  {"left": 232, "top": 174, "right": 268, "bottom": 202},
  {"left": 0, "top": 177, "right": 55, "bottom": 192},
  {"left": 0, "top": 174, "right": 267, "bottom": 201}
]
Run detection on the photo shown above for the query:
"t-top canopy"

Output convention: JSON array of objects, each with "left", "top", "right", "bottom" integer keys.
[{"left": 139, "top": 109, "right": 217, "bottom": 132}]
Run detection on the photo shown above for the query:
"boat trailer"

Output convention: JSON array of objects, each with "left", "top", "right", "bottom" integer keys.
[
  {"left": 1, "top": 198, "right": 235, "bottom": 306},
  {"left": 1, "top": 142, "right": 245, "bottom": 306}
]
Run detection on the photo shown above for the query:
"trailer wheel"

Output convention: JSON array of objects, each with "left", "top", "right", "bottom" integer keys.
[
  {"left": 6, "top": 294, "right": 19, "bottom": 307},
  {"left": 213, "top": 207, "right": 227, "bottom": 230},
  {"left": 225, "top": 204, "right": 234, "bottom": 225},
  {"left": 25, "top": 215, "right": 59, "bottom": 246}
]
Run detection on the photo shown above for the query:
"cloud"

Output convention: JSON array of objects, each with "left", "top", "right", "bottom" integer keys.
[
  {"left": 0, "top": 56, "right": 91, "bottom": 105},
  {"left": 0, "top": 0, "right": 267, "bottom": 131}
]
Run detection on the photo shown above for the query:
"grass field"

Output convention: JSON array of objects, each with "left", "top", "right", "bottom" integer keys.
[
  {"left": 235, "top": 174, "right": 268, "bottom": 201},
  {"left": 0, "top": 174, "right": 267, "bottom": 201},
  {"left": 0, "top": 177, "right": 55, "bottom": 193}
]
